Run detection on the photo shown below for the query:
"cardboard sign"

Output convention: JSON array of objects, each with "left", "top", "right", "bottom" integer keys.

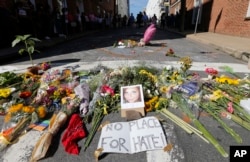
[
  {"left": 97, "top": 116, "right": 167, "bottom": 154},
  {"left": 120, "top": 84, "right": 145, "bottom": 117}
]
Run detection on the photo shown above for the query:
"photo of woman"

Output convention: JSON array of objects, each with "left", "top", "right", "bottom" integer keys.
[
  {"left": 123, "top": 86, "right": 141, "bottom": 103},
  {"left": 120, "top": 84, "right": 145, "bottom": 117}
]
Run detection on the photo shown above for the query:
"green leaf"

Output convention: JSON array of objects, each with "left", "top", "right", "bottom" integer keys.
[
  {"left": 18, "top": 49, "right": 25, "bottom": 55},
  {"left": 23, "top": 34, "right": 31, "bottom": 40},
  {"left": 12, "top": 39, "right": 21, "bottom": 47},
  {"left": 27, "top": 39, "right": 35, "bottom": 46},
  {"left": 28, "top": 46, "right": 34, "bottom": 54},
  {"left": 29, "top": 37, "right": 41, "bottom": 42}
]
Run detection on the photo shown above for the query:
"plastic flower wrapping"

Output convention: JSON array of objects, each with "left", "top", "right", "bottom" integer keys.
[{"left": 0, "top": 56, "right": 250, "bottom": 160}]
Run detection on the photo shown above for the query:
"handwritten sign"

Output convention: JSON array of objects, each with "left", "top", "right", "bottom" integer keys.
[{"left": 97, "top": 116, "right": 167, "bottom": 154}]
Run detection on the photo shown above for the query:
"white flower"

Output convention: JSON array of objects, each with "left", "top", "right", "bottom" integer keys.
[
  {"left": 147, "top": 89, "right": 151, "bottom": 94},
  {"left": 166, "top": 65, "right": 173, "bottom": 71},
  {"left": 118, "top": 41, "right": 124, "bottom": 46}
]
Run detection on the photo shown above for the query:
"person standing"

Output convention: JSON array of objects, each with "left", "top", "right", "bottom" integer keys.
[
  {"left": 142, "top": 11, "right": 148, "bottom": 27},
  {"left": 136, "top": 12, "right": 143, "bottom": 28},
  {"left": 152, "top": 14, "right": 157, "bottom": 25},
  {"left": 127, "top": 13, "right": 135, "bottom": 27}
]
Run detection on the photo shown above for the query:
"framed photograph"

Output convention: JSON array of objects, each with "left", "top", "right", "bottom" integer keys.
[{"left": 120, "top": 84, "right": 145, "bottom": 117}]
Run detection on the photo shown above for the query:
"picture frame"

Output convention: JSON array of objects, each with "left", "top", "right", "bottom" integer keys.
[{"left": 120, "top": 84, "right": 145, "bottom": 117}]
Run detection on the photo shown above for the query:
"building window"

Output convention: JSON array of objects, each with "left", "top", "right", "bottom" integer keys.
[{"left": 246, "top": 1, "right": 250, "bottom": 19}]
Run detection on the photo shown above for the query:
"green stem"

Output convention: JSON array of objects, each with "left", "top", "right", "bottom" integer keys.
[
  {"left": 84, "top": 111, "right": 103, "bottom": 151},
  {"left": 200, "top": 103, "right": 242, "bottom": 144},
  {"left": 158, "top": 109, "right": 209, "bottom": 143},
  {"left": 172, "top": 92, "right": 228, "bottom": 157}
]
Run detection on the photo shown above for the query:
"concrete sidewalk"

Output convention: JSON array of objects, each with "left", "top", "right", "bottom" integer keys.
[{"left": 185, "top": 32, "right": 250, "bottom": 62}]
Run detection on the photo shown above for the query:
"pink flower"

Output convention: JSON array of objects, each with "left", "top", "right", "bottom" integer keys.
[
  {"left": 40, "top": 62, "right": 51, "bottom": 71},
  {"left": 100, "top": 85, "right": 114, "bottom": 96},
  {"left": 227, "top": 102, "right": 234, "bottom": 113}
]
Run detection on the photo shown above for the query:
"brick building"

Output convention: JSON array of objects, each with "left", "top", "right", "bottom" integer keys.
[{"left": 169, "top": 0, "right": 250, "bottom": 38}]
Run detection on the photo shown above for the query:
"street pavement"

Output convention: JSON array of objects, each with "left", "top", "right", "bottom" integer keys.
[{"left": 0, "top": 26, "right": 250, "bottom": 162}]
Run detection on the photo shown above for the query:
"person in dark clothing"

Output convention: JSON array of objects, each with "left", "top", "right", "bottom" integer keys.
[
  {"left": 127, "top": 13, "right": 135, "bottom": 27},
  {"left": 0, "top": 0, "right": 18, "bottom": 48},
  {"left": 136, "top": 12, "right": 143, "bottom": 28},
  {"left": 36, "top": 3, "right": 52, "bottom": 39},
  {"left": 160, "top": 13, "right": 166, "bottom": 30}
]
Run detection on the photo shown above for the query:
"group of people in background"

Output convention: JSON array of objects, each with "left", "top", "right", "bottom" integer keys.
[
  {"left": 160, "top": 12, "right": 181, "bottom": 30},
  {"left": 1, "top": 0, "right": 177, "bottom": 49},
  {"left": 127, "top": 11, "right": 158, "bottom": 28}
]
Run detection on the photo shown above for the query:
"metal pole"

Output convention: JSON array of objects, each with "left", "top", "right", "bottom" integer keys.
[{"left": 194, "top": 0, "right": 201, "bottom": 35}]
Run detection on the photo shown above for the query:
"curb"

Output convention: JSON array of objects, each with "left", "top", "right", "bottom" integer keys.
[{"left": 186, "top": 34, "right": 249, "bottom": 63}]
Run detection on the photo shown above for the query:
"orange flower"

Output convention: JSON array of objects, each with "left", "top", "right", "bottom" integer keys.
[
  {"left": 36, "top": 106, "right": 47, "bottom": 119},
  {"left": 7, "top": 103, "right": 23, "bottom": 113},
  {"left": 22, "top": 106, "right": 35, "bottom": 114},
  {"left": 4, "top": 113, "right": 12, "bottom": 122}
]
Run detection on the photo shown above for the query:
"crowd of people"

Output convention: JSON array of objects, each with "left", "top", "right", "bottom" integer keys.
[{"left": 0, "top": 0, "right": 172, "bottom": 49}]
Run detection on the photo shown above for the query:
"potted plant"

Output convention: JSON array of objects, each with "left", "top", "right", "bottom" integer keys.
[{"left": 12, "top": 34, "right": 41, "bottom": 74}]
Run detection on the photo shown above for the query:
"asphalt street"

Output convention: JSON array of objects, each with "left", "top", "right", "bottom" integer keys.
[{"left": 1, "top": 26, "right": 250, "bottom": 162}]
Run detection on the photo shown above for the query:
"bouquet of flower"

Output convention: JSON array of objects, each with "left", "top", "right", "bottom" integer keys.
[
  {"left": 113, "top": 39, "right": 138, "bottom": 48},
  {"left": 0, "top": 115, "right": 31, "bottom": 151},
  {"left": 83, "top": 84, "right": 120, "bottom": 150},
  {"left": 30, "top": 93, "right": 82, "bottom": 161}
]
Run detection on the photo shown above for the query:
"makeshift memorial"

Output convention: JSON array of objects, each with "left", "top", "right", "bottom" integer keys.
[{"left": 1, "top": 55, "right": 250, "bottom": 161}]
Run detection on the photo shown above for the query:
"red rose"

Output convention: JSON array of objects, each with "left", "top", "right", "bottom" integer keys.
[
  {"left": 101, "top": 85, "right": 114, "bottom": 96},
  {"left": 19, "top": 91, "right": 32, "bottom": 98},
  {"left": 205, "top": 68, "right": 218, "bottom": 75}
]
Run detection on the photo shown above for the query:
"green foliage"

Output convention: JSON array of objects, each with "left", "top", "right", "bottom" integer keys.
[
  {"left": 0, "top": 71, "right": 23, "bottom": 88},
  {"left": 12, "top": 34, "right": 41, "bottom": 66}
]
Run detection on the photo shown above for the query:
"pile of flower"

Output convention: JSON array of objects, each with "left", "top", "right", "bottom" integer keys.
[
  {"left": 1, "top": 57, "right": 250, "bottom": 160},
  {"left": 113, "top": 39, "right": 139, "bottom": 48}
]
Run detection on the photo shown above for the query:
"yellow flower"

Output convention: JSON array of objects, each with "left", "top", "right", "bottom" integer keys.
[
  {"left": 53, "top": 90, "right": 61, "bottom": 98},
  {"left": 145, "top": 102, "right": 153, "bottom": 112},
  {"left": 211, "top": 90, "right": 223, "bottom": 101},
  {"left": 154, "top": 102, "right": 160, "bottom": 109},
  {"left": 155, "top": 97, "right": 168, "bottom": 110},
  {"left": 189, "top": 94, "right": 199, "bottom": 100},
  {"left": 61, "top": 94, "right": 76, "bottom": 104},
  {"left": 103, "top": 105, "right": 108, "bottom": 115},
  {"left": 22, "top": 106, "right": 35, "bottom": 114},
  {"left": 145, "top": 96, "right": 159, "bottom": 112},
  {"left": 216, "top": 76, "right": 239, "bottom": 85},
  {"left": 160, "top": 86, "right": 168, "bottom": 93},
  {"left": 0, "top": 88, "right": 11, "bottom": 98},
  {"left": 139, "top": 70, "right": 157, "bottom": 83},
  {"left": 4, "top": 113, "right": 11, "bottom": 122},
  {"left": 36, "top": 106, "right": 47, "bottom": 118},
  {"left": 8, "top": 103, "right": 23, "bottom": 113}
]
